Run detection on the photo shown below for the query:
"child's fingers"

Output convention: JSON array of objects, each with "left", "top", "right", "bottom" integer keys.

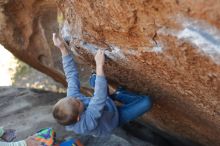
[
  {"left": 52, "top": 33, "right": 56, "bottom": 42},
  {"left": 53, "top": 33, "right": 60, "bottom": 42},
  {"left": 96, "top": 49, "right": 101, "bottom": 55},
  {"left": 52, "top": 33, "right": 56, "bottom": 39},
  {"left": 100, "top": 50, "right": 105, "bottom": 56},
  {"left": 97, "top": 49, "right": 104, "bottom": 54}
]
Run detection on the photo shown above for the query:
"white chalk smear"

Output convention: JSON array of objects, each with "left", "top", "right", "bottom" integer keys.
[
  {"left": 124, "top": 49, "right": 141, "bottom": 56},
  {"left": 79, "top": 39, "right": 163, "bottom": 62},
  {"left": 105, "top": 45, "right": 126, "bottom": 60},
  {"left": 178, "top": 27, "right": 220, "bottom": 60},
  {"left": 61, "top": 21, "right": 72, "bottom": 42},
  {"left": 79, "top": 41, "right": 98, "bottom": 55},
  {"left": 151, "top": 46, "right": 163, "bottom": 53},
  {"left": 123, "top": 43, "right": 163, "bottom": 56},
  {"left": 79, "top": 41, "right": 126, "bottom": 61},
  {"left": 143, "top": 43, "right": 164, "bottom": 54},
  {"left": 160, "top": 16, "right": 220, "bottom": 64}
]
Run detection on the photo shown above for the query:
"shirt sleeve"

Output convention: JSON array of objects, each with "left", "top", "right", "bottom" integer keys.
[
  {"left": 0, "top": 127, "right": 4, "bottom": 137},
  {"left": 77, "top": 76, "right": 108, "bottom": 132},
  {"left": 0, "top": 141, "right": 27, "bottom": 146},
  {"left": 62, "top": 54, "right": 83, "bottom": 98}
]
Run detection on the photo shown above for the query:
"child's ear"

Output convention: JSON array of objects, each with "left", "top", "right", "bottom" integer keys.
[{"left": 77, "top": 115, "right": 80, "bottom": 121}]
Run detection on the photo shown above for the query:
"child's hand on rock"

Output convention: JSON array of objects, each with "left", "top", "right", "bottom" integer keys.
[
  {"left": 52, "top": 33, "right": 65, "bottom": 49},
  {"left": 52, "top": 33, "right": 68, "bottom": 56},
  {"left": 95, "top": 49, "right": 105, "bottom": 67},
  {"left": 95, "top": 49, "right": 105, "bottom": 76}
]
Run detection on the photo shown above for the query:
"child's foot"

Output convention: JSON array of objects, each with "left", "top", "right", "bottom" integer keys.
[
  {"left": 109, "top": 85, "right": 124, "bottom": 96},
  {"left": 109, "top": 85, "right": 127, "bottom": 103},
  {"left": 1, "top": 129, "right": 16, "bottom": 142},
  {"left": 108, "top": 84, "right": 117, "bottom": 96},
  {"left": 107, "top": 79, "right": 123, "bottom": 96}
]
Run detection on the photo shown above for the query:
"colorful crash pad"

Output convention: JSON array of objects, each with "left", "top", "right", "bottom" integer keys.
[
  {"left": 60, "top": 139, "right": 83, "bottom": 146},
  {"left": 34, "top": 128, "right": 56, "bottom": 146}
]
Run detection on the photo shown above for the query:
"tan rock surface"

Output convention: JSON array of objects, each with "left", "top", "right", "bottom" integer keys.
[{"left": 0, "top": 0, "right": 66, "bottom": 85}]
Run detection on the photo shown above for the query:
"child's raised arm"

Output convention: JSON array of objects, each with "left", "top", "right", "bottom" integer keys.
[
  {"left": 52, "top": 33, "right": 68, "bottom": 56},
  {"left": 80, "top": 50, "right": 108, "bottom": 132},
  {"left": 52, "top": 33, "right": 81, "bottom": 97}
]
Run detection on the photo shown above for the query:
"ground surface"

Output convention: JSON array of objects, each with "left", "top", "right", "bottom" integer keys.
[{"left": 0, "top": 87, "right": 201, "bottom": 146}]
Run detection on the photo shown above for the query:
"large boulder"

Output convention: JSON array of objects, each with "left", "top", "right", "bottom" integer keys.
[
  {"left": 0, "top": 0, "right": 66, "bottom": 85},
  {"left": 0, "top": 0, "right": 220, "bottom": 145}
]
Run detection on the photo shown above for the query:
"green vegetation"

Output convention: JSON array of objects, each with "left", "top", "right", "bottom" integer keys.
[{"left": 11, "top": 59, "right": 31, "bottom": 85}]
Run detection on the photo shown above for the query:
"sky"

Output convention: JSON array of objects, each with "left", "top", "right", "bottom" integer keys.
[{"left": 0, "top": 44, "right": 16, "bottom": 86}]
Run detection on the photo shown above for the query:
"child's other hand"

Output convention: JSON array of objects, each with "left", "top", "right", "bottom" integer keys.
[
  {"left": 95, "top": 49, "right": 105, "bottom": 67},
  {"left": 52, "top": 33, "right": 68, "bottom": 56},
  {"left": 95, "top": 49, "right": 105, "bottom": 76},
  {"left": 1, "top": 129, "right": 16, "bottom": 142},
  {"left": 52, "top": 33, "right": 65, "bottom": 49}
]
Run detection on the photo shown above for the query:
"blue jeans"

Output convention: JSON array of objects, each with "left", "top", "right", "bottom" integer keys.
[{"left": 89, "top": 74, "right": 153, "bottom": 126}]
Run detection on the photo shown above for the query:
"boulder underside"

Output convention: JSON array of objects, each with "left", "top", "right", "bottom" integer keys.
[{"left": 0, "top": 0, "right": 219, "bottom": 145}]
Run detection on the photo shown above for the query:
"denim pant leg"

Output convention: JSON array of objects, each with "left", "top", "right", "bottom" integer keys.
[
  {"left": 113, "top": 90, "right": 141, "bottom": 104},
  {"left": 116, "top": 91, "right": 153, "bottom": 126},
  {"left": 89, "top": 73, "right": 96, "bottom": 89}
]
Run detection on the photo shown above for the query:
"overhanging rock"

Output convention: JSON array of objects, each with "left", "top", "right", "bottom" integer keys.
[{"left": 0, "top": 0, "right": 220, "bottom": 146}]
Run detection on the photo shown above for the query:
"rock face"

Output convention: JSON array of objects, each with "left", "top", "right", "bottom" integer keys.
[
  {"left": 0, "top": 0, "right": 66, "bottom": 85},
  {"left": 0, "top": 0, "right": 220, "bottom": 146}
]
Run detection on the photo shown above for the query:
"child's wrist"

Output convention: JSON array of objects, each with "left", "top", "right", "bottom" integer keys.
[
  {"left": 96, "top": 66, "right": 104, "bottom": 76},
  {"left": 60, "top": 47, "right": 69, "bottom": 56},
  {"left": 96, "top": 64, "right": 104, "bottom": 68},
  {"left": 59, "top": 45, "right": 66, "bottom": 51}
]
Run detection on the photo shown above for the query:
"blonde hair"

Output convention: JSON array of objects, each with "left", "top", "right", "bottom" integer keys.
[{"left": 52, "top": 98, "right": 79, "bottom": 125}]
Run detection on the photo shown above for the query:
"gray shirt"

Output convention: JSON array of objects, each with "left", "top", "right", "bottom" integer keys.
[{"left": 62, "top": 55, "right": 119, "bottom": 137}]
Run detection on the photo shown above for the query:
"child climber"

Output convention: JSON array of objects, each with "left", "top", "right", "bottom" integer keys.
[{"left": 52, "top": 33, "right": 153, "bottom": 137}]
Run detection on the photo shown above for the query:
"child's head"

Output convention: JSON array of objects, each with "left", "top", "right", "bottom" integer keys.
[{"left": 52, "top": 98, "right": 84, "bottom": 126}]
